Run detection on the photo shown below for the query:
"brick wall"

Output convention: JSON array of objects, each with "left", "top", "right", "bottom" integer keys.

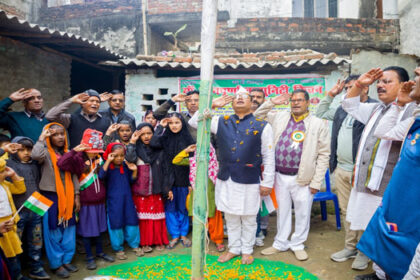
[
  {"left": 40, "top": 0, "right": 140, "bottom": 20},
  {"left": 0, "top": 36, "right": 71, "bottom": 110},
  {"left": 216, "top": 17, "right": 400, "bottom": 55},
  {"left": 147, "top": 0, "right": 202, "bottom": 15}
]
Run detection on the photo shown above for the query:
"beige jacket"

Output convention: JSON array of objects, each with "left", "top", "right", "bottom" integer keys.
[{"left": 254, "top": 99, "right": 330, "bottom": 190}]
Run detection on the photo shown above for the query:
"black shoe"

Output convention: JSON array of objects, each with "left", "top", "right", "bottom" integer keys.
[
  {"left": 262, "top": 229, "right": 268, "bottom": 237},
  {"left": 55, "top": 267, "right": 70, "bottom": 279},
  {"left": 29, "top": 268, "right": 51, "bottom": 279},
  {"left": 354, "top": 273, "right": 380, "bottom": 280},
  {"left": 62, "top": 263, "right": 78, "bottom": 273},
  {"left": 86, "top": 258, "right": 97, "bottom": 270},
  {"left": 16, "top": 275, "right": 31, "bottom": 280},
  {"left": 97, "top": 253, "right": 115, "bottom": 262}
]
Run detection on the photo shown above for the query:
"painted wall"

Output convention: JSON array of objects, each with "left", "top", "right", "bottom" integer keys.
[
  {"left": 351, "top": 49, "right": 418, "bottom": 99},
  {"left": 337, "top": 0, "right": 359, "bottom": 19},
  {"left": 398, "top": 0, "right": 420, "bottom": 58},
  {"left": 0, "top": 36, "right": 71, "bottom": 111}
]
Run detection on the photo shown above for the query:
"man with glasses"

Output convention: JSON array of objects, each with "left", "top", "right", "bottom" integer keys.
[
  {"left": 257, "top": 89, "right": 330, "bottom": 261},
  {"left": 0, "top": 88, "right": 49, "bottom": 143},
  {"left": 340, "top": 67, "right": 416, "bottom": 278},
  {"left": 189, "top": 86, "right": 275, "bottom": 265},
  {"left": 154, "top": 90, "right": 200, "bottom": 140},
  {"left": 315, "top": 76, "right": 378, "bottom": 269},
  {"left": 100, "top": 90, "right": 136, "bottom": 131}
]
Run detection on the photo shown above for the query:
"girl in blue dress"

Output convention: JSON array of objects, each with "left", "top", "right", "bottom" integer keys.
[{"left": 99, "top": 142, "right": 144, "bottom": 260}]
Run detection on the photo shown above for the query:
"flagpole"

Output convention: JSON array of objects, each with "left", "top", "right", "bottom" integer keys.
[
  {"left": 10, "top": 204, "right": 25, "bottom": 221},
  {"left": 191, "top": 0, "right": 218, "bottom": 279}
]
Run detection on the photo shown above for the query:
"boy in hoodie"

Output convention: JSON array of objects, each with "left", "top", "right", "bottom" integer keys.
[{"left": 6, "top": 137, "right": 50, "bottom": 279}]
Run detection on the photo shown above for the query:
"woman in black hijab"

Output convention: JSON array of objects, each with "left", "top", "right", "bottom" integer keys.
[{"left": 150, "top": 112, "right": 194, "bottom": 249}]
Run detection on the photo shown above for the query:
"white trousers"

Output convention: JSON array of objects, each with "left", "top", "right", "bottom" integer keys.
[
  {"left": 224, "top": 213, "right": 257, "bottom": 255},
  {"left": 273, "top": 172, "right": 314, "bottom": 251}
]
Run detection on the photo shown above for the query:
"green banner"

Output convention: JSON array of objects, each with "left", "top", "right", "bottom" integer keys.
[{"left": 179, "top": 75, "right": 325, "bottom": 115}]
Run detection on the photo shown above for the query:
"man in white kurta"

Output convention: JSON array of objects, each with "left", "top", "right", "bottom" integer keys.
[
  {"left": 341, "top": 67, "right": 416, "bottom": 275},
  {"left": 189, "top": 87, "right": 274, "bottom": 265}
]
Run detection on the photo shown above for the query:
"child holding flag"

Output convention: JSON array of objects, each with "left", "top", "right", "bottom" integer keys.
[
  {"left": 32, "top": 123, "right": 79, "bottom": 279},
  {"left": 0, "top": 158, "right": 26, "bottom": 280},
  {"left": 6, "top": 136, "right": 50, "bottom": 279},
  {"left": 57, "top": 129, "right": 114, "bottom": 270}
]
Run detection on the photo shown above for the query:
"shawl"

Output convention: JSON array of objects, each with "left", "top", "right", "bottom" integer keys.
[{"left": 43, "top": 122, "right": 74, "bottom": 225}]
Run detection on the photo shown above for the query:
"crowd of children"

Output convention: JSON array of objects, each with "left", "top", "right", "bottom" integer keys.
[{"left": 0, "top": 99, "right": 224, "bottom": 280}]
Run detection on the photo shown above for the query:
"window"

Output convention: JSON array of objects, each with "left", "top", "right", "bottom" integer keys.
[{"left": 293, "top": 0, "right": 338, "bottom": 18}]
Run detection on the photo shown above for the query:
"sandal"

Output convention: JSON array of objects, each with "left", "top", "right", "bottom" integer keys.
[
  {"left": 133, "top": 247, "right": 145, "bottom": 257},
  {"left": 241, "top": 254, "right": 254, "bottom": 265},
  {"left": 142, "top": 246, "right": 153, "bottom": 253},
  {"left": 216, "top": 243, "right": 226, "bottom": 252},
  {"left": 97, "top": 253, "right": 115, "bottom": 262},
  {"left": 167, "top": 238, "right": 180, "bottom": 250},
  {"left": 180, "top": 237, "right": 192, "bottom": 248},
  {"left": 116, "top": 251, "right": 127, "bottom": 260},
  {"left": 156, "top": 245, "right": 165, "bottom": 251}
]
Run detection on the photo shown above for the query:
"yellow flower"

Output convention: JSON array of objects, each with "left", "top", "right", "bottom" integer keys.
[
  {"left": 255, "top": 118, "right": 262, "bottom": 121},
  {"left": 224, "top": 115, "right": 229, "bottom": 120},
  {"left": 236, "top": 120, "right": 240, "bottom": 124},
  {"left": 253, "top": 130, "right": 259, "bottom": 135},
  {"left": 236, "top": 158, "right": 240, "bottom": 162},
  {"left": 239, "top": 141, "right": 244, "bottom": 145},
  {"left": 250, "top": 121, "right": 253, "bottom": 124}
]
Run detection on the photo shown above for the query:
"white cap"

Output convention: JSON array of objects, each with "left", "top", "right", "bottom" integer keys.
[{"left": 236, "top": 86, "right": 249, "bottom": 95}]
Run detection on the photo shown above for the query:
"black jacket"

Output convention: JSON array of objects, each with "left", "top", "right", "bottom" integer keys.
[
  {"left": 330, "top": 97, "right": 378, "bottom": 173},
  {"left": 100, "top": 108, "right": 136, "bottom": 131}
]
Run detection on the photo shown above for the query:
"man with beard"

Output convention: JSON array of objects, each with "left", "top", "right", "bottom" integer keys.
[
  {"left": 355, "top": 68, "right": 420, "bottom": 280},
  {"left": 46, "top": 90, "right": 111, "bottom": 148},
  {"left": 340, "top": 66, "right": 416, "bottom": 273},
  {"left": 250, "top": 88, "right": 266, "bottom": 113},
  {"left": 0, "top": 88, "right": 49, "bottom": 142}
]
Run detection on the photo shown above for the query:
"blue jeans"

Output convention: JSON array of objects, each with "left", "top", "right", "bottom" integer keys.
[{"left": 16, "top": 209, "right": 43, "bottom": 272}]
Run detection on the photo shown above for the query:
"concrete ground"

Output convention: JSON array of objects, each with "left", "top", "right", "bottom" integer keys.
[{"left": 34, "top": 210, "right": 373, "bottom": 280}]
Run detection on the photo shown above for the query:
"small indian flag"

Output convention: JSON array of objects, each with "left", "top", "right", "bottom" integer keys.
[
  {"left": 23, "top": 191, "right": 53, "bottom": 216},
  {"left": 260, "top": 189, "right": 278, "bottom": 217}
]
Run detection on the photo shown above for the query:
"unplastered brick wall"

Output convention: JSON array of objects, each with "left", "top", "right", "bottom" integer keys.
[
  {"left": 0, "top": 36, "right": 71, "bottom": 111},
  {"left": 147, "top": 0, "right": 202, "bottom": 15},
  {"left": 40, "top": 0, "right": 141, "bottom": 20},
  {"left": 216, "top": 17, "right": 400, "bottom": 54}
]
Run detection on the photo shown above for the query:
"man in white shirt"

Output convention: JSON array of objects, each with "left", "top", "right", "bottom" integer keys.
[{"left": 189, "top": 87, "right": 275, "bottom": 265}]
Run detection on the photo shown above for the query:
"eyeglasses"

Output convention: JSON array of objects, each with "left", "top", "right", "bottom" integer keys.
[
  {"left": 186, "top": 98, "right": 199, "bottom": 103},
  {"left": 290, "top": 99, "right": 306, "bottom": 103},
  {"left": 234, "top": 93, "right": 250, "bottom": 100},
  {"left": 111, "top": 98, "right": 124, "bottom": 103}
]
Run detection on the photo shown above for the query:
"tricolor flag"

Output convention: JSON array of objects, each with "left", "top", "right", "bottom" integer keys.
[
  {"left": 79, "top": 158, "right": 103, "bottom": 191},
  {"left": 260, "top": 189, "right": 278, "bottom": 217},
  {"left": 23, "top": 191, "right": 53, "bottom": 216}
]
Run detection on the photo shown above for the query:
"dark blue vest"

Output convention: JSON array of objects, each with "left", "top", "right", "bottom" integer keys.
[
  {"left": 217, "top": 114, "right": 267, "bottom": 184},
  {"left": 68, "top": 113, "right": 110, "bottom": 148}
]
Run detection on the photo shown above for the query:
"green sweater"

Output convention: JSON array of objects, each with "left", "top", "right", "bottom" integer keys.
[{"left": 0, "top": 97, "right": 49, "bottom": 143}]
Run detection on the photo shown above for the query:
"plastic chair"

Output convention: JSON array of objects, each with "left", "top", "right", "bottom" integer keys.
[{"left": 313, "top": 170, "right": 341, "bottom": 230}]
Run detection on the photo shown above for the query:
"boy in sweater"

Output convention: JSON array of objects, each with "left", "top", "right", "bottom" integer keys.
[{"left": 7, "top": 137, "right": 50, "bottom": 279}]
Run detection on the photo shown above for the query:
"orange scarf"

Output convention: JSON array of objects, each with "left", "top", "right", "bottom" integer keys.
[{"left": 43, "top": 122, "right": 74, "bottom": 225}]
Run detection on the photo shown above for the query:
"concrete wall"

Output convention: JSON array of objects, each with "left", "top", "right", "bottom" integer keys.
[
  {"left": 38, "top": 0, "right": 142, "bottom": 57},
  {"left": 0, "top": 36, "right": 71, "bottom": 111},
  {"left": 398, "top": 0, "right": 420, "bottom": 58},
  {"left": 351, "top": 49, "right": 418, "bottom": 99},
  {"left": 338, "top": 0, "right": 359, "bottom": 19},
  {"left": 125, "top": 69, "right": 179, "bottom": 122},
  {"left": 0, "top": 0, "right": 43, "bottom": 21}
]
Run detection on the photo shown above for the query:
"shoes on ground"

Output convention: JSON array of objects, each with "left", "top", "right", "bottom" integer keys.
[
  {"left": 330, "top": 248, "right": 358, "bottom": 262},
  {"left": 354, "top": 272, "right": 380, "bottom": 280},
  {"left": 352, "top": 251, "right": 370, "bottom": 271},
  {"left": 293, "top": 249, "right": 309, "bottom": 261},
  {"left": 261, "top": 246, "right": 281, "bottom": 256}
]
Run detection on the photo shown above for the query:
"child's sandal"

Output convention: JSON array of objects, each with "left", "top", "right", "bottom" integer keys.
[
  {"left": 216, "top": 243, "right": 226, "bottom": 252},
  {"left": 116, "top": 251, "right": 127, "bottom": 260},
  {"left": 133, "top": 247, "right": 145, "bottom": 257}
]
